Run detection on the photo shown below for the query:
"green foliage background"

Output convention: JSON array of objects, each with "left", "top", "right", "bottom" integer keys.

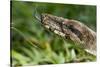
[{"left": 11, "top": 1, "right": 96, "bottom": 66}]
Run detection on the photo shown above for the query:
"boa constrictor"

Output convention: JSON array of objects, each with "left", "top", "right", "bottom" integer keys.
[{"left": 36, "top": 13, "right": 96, "bottom": 56}]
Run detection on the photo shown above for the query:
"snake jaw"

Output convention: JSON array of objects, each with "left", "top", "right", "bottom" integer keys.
[{"left": 44, "top": 24, "right": 66, "bottom": 37}]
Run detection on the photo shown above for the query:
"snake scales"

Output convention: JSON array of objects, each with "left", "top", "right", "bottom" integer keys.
[{"left": 36, "top": 13, "right": 96, "bottom": 56}]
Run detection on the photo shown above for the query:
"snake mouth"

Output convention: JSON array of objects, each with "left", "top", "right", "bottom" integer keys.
[{"left": 44, "top": 24, "right": 66, "bottom": 37}]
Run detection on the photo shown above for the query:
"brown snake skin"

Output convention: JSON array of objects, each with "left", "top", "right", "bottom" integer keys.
[{"left": 39, "top": 13, "right": 96, "bottom": 56}]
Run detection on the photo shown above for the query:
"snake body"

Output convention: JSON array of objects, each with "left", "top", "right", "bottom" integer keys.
[{"left": 39, "top": 13, "right": 96, "bottom": 56}]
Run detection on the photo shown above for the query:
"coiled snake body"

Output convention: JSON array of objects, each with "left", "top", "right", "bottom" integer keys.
[{"left": 38, "top": 13, "right": 96, "bottom": 56}]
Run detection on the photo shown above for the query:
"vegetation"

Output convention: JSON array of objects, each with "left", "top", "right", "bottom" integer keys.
[{"left": 11, "top": 1, "right": 96, "bottom": 66}]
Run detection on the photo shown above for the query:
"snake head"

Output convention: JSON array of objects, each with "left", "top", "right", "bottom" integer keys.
[
  {"left": 39, "top": 13, "right": 96, "bottom": 55},
  {"left": 40, "top": 13, "right": 83, "bottom": 41}
]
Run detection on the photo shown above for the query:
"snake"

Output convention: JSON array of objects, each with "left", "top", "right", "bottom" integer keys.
[{"left": 35, "top": 13, "right": 96, "bottom": 56}]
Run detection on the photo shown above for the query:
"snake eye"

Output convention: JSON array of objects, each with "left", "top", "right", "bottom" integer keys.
[{"left": 68, "top": 25, "right": 82, "bottom": 40}]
